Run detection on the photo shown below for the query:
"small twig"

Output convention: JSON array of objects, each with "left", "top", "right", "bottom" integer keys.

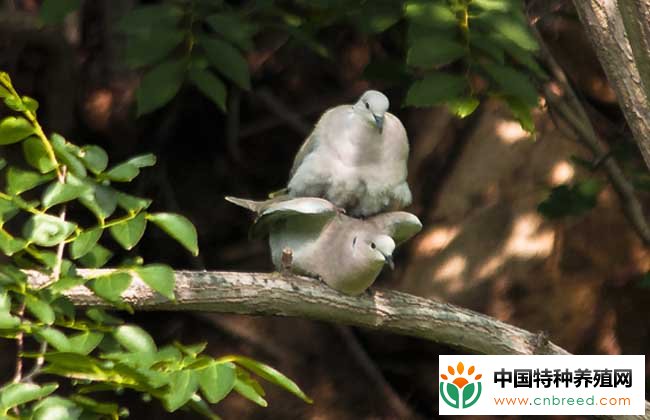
[
  {"left": 254, "top": 89, "right": 312, "bottom": 137},
  {"left": 334, "top": 325, "right": 420, "bottom": 419},
  {"left": 11, "top": 302, "right": 25, "bottom": 383},
  {"left": 22, "top": 341, "right": 47, "bottom": 383}
]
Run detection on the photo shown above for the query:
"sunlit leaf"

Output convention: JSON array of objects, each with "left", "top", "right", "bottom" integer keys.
[
  {"left": 197, "top": 362, "right": 235, "bottom": 404},
  {"left": 133, "top": 264, "right": 175, "bottom": 300},
  {"left": 25, "top": 294, "right": 56, "bottom": 325},
  {"left": 23, "top": 214, "right": 76, "bottom": 247},
  {"left": 0, "top": 116, "right": 34, "bottom": 145},
  {"left": 0, "top": 382, "right": 58, "bottom": 411},
  {"left": 113, "top": 324, "right": 157, "bottom": 353},
  {"left": 86, "top": 272, "right": 132, "bottom": 305},
  {"left": 23, "top": 136, "right": 57, "bottom": 173},
  {"left": 405, "top": 72, "right": 467, "bottom": 107},
  {"left": 147, "top": 212, "right": 199, "bottom": 256},
  {"left": 70, "top": 228, "right": 102, "bottom": 259},
  {"left": 109, "top": 213, "right": 146, "bottom": 250},
  {"left": 6, "top": 166, "right": 54, "bottom": 195}
]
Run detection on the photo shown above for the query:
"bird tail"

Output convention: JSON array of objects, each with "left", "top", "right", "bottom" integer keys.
[{"left": 224, "top": 196, "right": 264, "bottom": 213}]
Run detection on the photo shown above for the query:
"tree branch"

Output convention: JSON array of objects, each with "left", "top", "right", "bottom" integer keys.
[
  {"left": 26, "top": 269, "right": 650, "bottom": 418},
  {"left": 573, "top": 0, "right": 650, "bottom": 170},
  {"left": 30, "top": 269, "right": 569, "bottom": 355},
  {"left": 532, "top": 24, "right": 650, "bottom": 245}
]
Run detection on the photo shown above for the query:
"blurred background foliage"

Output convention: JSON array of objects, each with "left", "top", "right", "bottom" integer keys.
[{"left": 1, "top": 0, "right": 649, "bottom": 418}]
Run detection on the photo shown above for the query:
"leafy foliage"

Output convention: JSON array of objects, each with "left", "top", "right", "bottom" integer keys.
[
  {"left": 36, "top": 0, "right": 544, "bottom": 130},
  {"left": 0, "top": 73, "right": 311, "bottom": 419}
]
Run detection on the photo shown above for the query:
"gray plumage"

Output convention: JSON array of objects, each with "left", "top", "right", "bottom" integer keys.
[
  {"left": 226, "top": 196, "right": 422, "bottom": 296},
  {"left": 286, "top": 90, "right": 412, "bottom": 217}
]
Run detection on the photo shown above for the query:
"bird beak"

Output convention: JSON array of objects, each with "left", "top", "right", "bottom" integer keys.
[
  {"left": 373, "top": 114, "right": 384, "bottom": 132},
  {"left": 385, "top": 255, "right": 395, "bottom": 270}
]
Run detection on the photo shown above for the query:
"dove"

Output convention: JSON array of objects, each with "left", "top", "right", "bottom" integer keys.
[
  {"left": 284, "top": 90, "right": 412, "bottom": 217},
  {"left": 226, "top": 196, "right": 422, "bottom": 295}
]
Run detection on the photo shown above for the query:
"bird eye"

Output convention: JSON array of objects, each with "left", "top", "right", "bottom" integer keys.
[
  {"left": 365, "top": 102, "right": 370, "bottom": 109},
  {"left": 371, "top": 242, "right": 376, "bottom": 249}
]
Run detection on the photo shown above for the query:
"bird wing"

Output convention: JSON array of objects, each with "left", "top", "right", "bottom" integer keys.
[
  {"left": 288, "top": 107, "right": 346, "bottom": 179},
  {"left": 368, "top": 211, "right": 422, "bottom": 245},
  {"left": 251, "top": 197, "right": 338, "bottom": 239}
]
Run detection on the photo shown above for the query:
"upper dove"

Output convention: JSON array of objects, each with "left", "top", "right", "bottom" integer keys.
[
  {"left": 226, "top": 196, "right": 422, "bottom": 295},
  {"left": 285, "top": 90, "right": 412, "bottom": 217}
]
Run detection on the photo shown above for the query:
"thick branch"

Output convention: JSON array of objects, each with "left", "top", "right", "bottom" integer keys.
[
  {"left": 28, "top": 270, "right": 650, "bottom": 419},
  {"left": 31, "top": 269, "right": 568, "bottom": 355},
  {"left": 573, "top": 0, "right": 650, "bottom": 170}
]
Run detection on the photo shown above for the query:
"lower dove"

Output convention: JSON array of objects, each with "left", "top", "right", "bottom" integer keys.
[{"left": 226, "top": 196, "right": 422, "bottom": 295}]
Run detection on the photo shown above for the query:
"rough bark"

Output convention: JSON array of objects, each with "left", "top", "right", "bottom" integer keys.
[
  {"left": 573, "top": 0, "right": 650, "bottom": 170},
  {"left": 26, "top": 269, "right": 650, "bottom": 419}
]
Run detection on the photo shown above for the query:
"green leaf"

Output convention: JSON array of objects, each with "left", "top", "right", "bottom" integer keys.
[
  {"left": 233, "top": 377, "right": 267, "bottom": 407},
  {"left": 86, "top": 308, "right": 123, "bottom": 325},
  {"left": 446, "top": 96, "right": 480, "bottom": 118},
  {"left": 116, "top": 4, "right": 182, "bottom": 34},
  {"left": 86, "top": 272, "right": 132, "bottom": 305},
  {"left": 124, "top": 30, "right": 185, "bottom": 69},
  {"left": 109, "top": 213, "right": 146, "bottom": 250},
  {"left": 0, "top": 312, "right": 20, "bottom": 329},
  {"left": 229, "top": 356, "right": 312, "bottom": 403},
  {"left": 49, "top": 276, "right": 87, "bottom": 294},
  {"left": 0, "top": 230, "right": 26, "bottom": 256},
  {"left": 40, "top": 0, "right": 80, "bottom": 24},
  {"left": 0, "top": 116, "right": 34, "bottom": 145},
  {"left": 0, "top": 197, "right": 18, "bottom": 223},
  {"left": 504, "top": 96, "right": 535, "bottom": 132},
  {"left": 136, "top": 59, "right": 185, "bottom": 116},
  {"left": 164, "top": 370, "right": 199, "bottom": 412},
  {"left": 51, "top": 133, "right": 87, "bottom": 178},
  {"left": 68, "top": 331, "right": 104, "bottom": 355},
  {"left": 70, "top": 228, "right": 102, "bottom": 259},
  {"left": 471, "top": 0, "right": 514, "bottom": 12},
  {"left": 69, "top": 395, "right": 120, "bottom": 417},
  {"left": 25, "top": 294, "right": 55, "bottom": 325},
  {"left": 188, "top": 67, "right": 227, "bottom": 112},
  {"left": 0, "top": 85, "right": 10, "bottom": 98},
  {"left": 197, "top": 362, "right": 236, "bottom": 404},
  {"left": 147, "top": 213, "right": 199, "bottom": 256},
  {"left": 128, "top": 153, "right": 157, "bottom": 168},
  {"left": 116, "top": 192, "right": 152, "bottom": 213},
  {"left": 470, "top": 32, "right": 505, "bottom": 63},
  {"left": 204, "top": 13, "right": 258, "bottom": 51},
  {"left": 6, "top": 166, "right": 54, "bottom": 195},
  {"left": 42, "top": 181, "right": 89, "bottom": 209},
  {"left": 79, "top": 184, "right": 118, "bottom": 221},
  {"left": 0, "top": 383, "right": 58, "bottom": 412},
  {"left": 405, "top": 73, "right": 468, "bottom": 107},
  {"left": 404, "top": 1, "right": 457, "bottom": 28},
  {"left": 36, "top": 327, "right": 71, "bottom": 351},
  {"left": 0, "top": 291, "right": 10, "bottom": 313},
  {"left": 134, "top": 264, "right": 175, "bottom": 300},
  {"left": 491, "top": 13, "right": 538, "bottom": 51},
  {"left": 113, "top": 324, "right": 157, "bottom": 353},
  {"left": 23, "top": 214, "right": 76, "bottom": 247},
  {"left": 23, "top": 136, "right": 57, "bottom": 173},
  {"left": 33, "top": 396, "right": 83, "bottom": 420},
  {"left": 407, "top": 37, "right": 466, "bottom": 68},
  {"left": 201, "top": 38, "right": 251, "bottom": 90},
  {"left": 481, "top": 62, "right": 539, "bottom": 107},
  {"left": 104, "top": 154, "right": 156, "bottom": 182},
  {"left": 78, "top": 244, "right": 113, "bottom": 268},
  {"left": 79, "top": 145, "right": 109, "bottom": 174},
  {"left": 538, "top": 180, "right": 603, "bottom": 219}
]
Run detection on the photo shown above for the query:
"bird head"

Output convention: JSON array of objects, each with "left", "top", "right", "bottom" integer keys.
[
  {"left": 352, "top": 232, "right": 396, "bottom": 269},
  {"left": 353, "top": 90, "right": 389, "bottom": 133}
]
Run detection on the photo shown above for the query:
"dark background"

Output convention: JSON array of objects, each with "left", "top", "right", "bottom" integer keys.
[{"left": 0, "top": 0, "right": 648, "bottom": 418}]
